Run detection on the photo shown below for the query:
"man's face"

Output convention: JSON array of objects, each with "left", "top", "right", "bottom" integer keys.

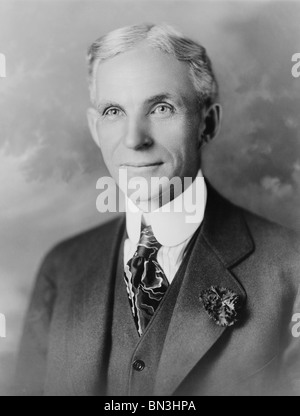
[{"left": 88, "top": 42, "right": 205, "bottom": 209}]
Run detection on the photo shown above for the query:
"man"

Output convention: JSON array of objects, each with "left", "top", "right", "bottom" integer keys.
[{"left": 14, "top": 24, "right": 300, "bottom": 396}]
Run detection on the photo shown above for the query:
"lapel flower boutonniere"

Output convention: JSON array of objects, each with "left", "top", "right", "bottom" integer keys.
[{"left": 200, "top": 286, "right": 242, "bottom": 328}]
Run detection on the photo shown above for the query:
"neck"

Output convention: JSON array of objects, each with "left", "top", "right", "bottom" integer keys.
[{"left": 135, "top": 170, "right": 201, "bottom": 214}]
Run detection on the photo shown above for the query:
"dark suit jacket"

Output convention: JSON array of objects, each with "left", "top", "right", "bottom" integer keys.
[{"left": 14, "top": 183, "right": 300, "bottom": 396}]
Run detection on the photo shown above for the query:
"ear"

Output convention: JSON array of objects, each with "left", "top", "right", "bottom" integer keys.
[
  {"left": 87, "top": 107, "right": 101, "bottom": 148},
  {"left": 200, "top": 103, "right": 223, "bottom": 145}
]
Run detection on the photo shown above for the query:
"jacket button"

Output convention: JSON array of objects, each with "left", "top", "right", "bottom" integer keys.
[{"left": 133, "top": 360, "right": 145, "bottom": 372}]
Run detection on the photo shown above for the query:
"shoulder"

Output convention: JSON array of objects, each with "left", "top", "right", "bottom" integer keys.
[
  {"left": 241, "top": 208, "right": 300, "bottom": 258},
  {"left": 39, "top": 214, "right": 125, "bottom": 283},
  {"left": 237, "top": 206, "right": 300, "bottom": 291},
  {"left": 52, "top": 214, "right": 125, "bottom": 254},
  {"left": 206, "top": 182, "right": 300, "bottom": 260}
]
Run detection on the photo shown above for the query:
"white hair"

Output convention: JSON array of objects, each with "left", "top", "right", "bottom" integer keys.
[{"left": 87, "top": 23, "right": 219, "bottom": 108}]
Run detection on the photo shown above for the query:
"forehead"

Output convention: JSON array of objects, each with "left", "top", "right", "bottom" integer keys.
[{"left": 94, "top": 43, "right": 198, "bottom": 105}]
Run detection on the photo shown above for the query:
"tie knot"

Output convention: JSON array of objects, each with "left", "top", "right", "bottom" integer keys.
[{"left": 136, "top": 225, "right": 161, "bottom": 260}]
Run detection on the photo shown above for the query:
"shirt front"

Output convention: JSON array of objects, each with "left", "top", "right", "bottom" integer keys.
[{"left": 124, "top": 170, "right": 207, "bottom": 284}]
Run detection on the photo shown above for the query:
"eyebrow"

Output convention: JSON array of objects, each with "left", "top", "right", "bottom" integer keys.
[
  {"left": 144, "top": 93, "right": 179, "bottom": 106},
  {"left": 97, "top": 101, "right": 122, "bottom": 113},
  {"left": 97, "top": 93, "right": 182, "bottom": 112}
]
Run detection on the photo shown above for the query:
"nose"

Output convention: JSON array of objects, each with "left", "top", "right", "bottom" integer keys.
[{"left": 123, "top": 117, "right": 153, "bottom": 150}]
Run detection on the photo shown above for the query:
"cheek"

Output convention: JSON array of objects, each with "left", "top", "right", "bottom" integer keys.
[
  {"left": 154, "top": 116, "right": 200, "bottom": 157},
  {"left": 96, "top": 121, "right": 123, "bottom": 162}
]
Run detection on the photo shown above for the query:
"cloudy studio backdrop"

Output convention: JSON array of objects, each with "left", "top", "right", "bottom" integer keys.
[{"left": 0, "top": 0, "right": 300, "bottom": 395}]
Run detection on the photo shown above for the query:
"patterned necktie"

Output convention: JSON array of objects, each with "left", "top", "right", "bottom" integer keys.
[{"left": 124, "top": 225, "right": 169, "bottom": 336}]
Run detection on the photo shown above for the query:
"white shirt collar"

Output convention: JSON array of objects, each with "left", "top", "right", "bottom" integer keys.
[{"left": 125, "top": 170, "right": 207, "bottom": 247}]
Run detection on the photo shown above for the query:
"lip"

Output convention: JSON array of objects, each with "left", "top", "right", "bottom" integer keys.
[{"left": 121, "top": 162, "right": 164, "bottom": 168}]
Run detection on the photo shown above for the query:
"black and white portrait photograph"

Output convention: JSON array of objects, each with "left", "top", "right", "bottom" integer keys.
[{"left": 0, "top": 0, "right": 300, "bottom": 399}]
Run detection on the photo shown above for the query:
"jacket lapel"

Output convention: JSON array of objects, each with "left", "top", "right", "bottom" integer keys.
[
  {"left": 154, "top": 183, "right": 255, "bottom": 396},
  {"left": 68, "top": 215, "right": 126, "bottom": 396}
]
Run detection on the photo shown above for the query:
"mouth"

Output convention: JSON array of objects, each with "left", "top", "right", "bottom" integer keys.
[{"left": 121, "top": 162, "right": 164, "bottom": 168}]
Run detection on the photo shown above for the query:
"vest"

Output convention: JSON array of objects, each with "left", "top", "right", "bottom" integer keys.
[{"left": 106, "top": 226, "right": 201, "bottom": 396}]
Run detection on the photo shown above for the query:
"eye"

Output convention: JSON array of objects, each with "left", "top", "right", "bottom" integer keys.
[
  {"left": 151, "top": 104, "right": 174, "bottom": 117},
  {"left": 103, "top": 107, "right": 124, "bottom": 119}
]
